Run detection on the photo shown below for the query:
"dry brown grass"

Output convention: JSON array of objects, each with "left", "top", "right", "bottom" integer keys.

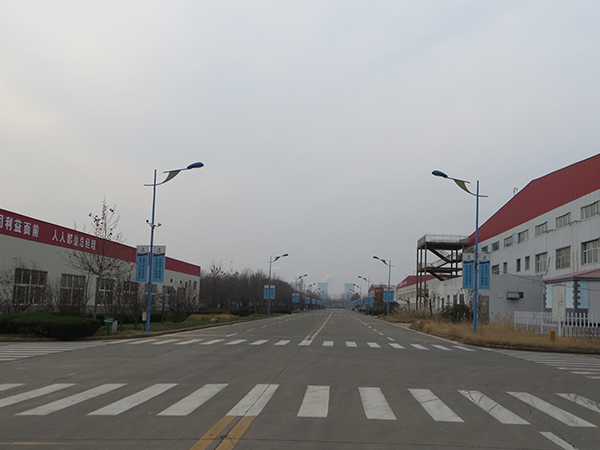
[
  {"left": 374, "top": 310, "right": 600, "bottom": 353},
  {"left": 408, "top": 319, "right": 600, "bottom": 354}
]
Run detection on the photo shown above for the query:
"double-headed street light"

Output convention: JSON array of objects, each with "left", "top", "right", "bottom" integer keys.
[
  {"left": 373, "top": 256, "right": 393, "bottom": 316},
  {"left": 432, "top": 170, "right": 487, "bottom": 333},
  {"left": 296, "top": 273, "right": 308, "bottom": 292},
  {"left": 144, "top": 162, "right": 204, "bottom": 332},
  {"left": 267, "top": 253, "right": 289, "bottom": 316}
]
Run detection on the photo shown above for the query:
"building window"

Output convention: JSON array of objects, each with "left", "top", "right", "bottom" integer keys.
[
  {"left": 556, "top": 212, "right": 571, "bottom": 229},
  {"left": 96, "top": 278, "right": 114, "bottom": 306},
  {"left": 582, "top": 239, "right": 600, "bottom": 265},
  {"left": 492, "top": 241, "right": 500, "bottom": 252},
  {"left": 535, "top": 252, "right": 548, "bottom": 273},
  {"left": 491, "top": 265, "right": 500, "bottom": 275},
  {"left": 517, "top": 229, "right": 529, "bottom": 243},
  {"left": 502, "top": 262, "right": 508, "bottom": 274},
  {"left": 481, "top": 246, "right": 488, "bottom": 253},
  {"left": 13, "top": 268, "right": 47, "bottom": 305},
  {"left": 61, "top": 274, "right": 86, "bottom": 304},
  {"left": 555, "top": 246, "right": 571, "bottom": 270},
  {"left": 581, "top": 201, "right": 599, "bottom": 220},
  {"left": 535, "top": 222, "right": 548, "bottom": 237},
  {"left": 525, "top": 256, "right": 530, "bottom": 271},
  {"left": 504, "top": 236, "right": 513, "bottom": 248},
  {"left": 516, "top": 259, "right": 521, "bottom": 272}
]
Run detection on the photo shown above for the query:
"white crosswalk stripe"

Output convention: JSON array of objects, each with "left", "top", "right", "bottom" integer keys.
[
  {"left": 346, "top": 341, "right": 357, "bottom": 347},
  {"left": 224, "top": 339, "right": 247, "bottom": 346},
  {"left": 459, "top": 390, "right": 529, "bottom": 425},
  {"left": 274, "top": 340, "right": 290, "bottom": 346},
  {"left": 18, "top": 384, "right": 127, "bottom": 416},
  {"left": 175, "top": 339, "right": 203, "bottom": 345},
  {"left": 409, "top": 389, "right": 463, "bottom": 422},
  {"left": 0, "top": 384, "right": 75, "bottom": 409},
  {"left": 411, "top": 344, "right": 428, "bottom": 350},
  {"left": 297, "top": 386, "right": 329, "bottom": 418},
  {"left": 556, "top": 393, "right": 600, "bottom": 414},
  {"left": 299, "top": 340, "right": 312, "bottom": 346},
  {"left": 367, "top": 342, "right": 381, "bottom": 348},
  {"left": 389, "top": 343, "right": 405, "bottom": 349},
  {"left": 158, "top": 384, "right": 228, "bottom": 416},
  {"left": 432, "top": 345, "right": 451, "bottom": 351},
  {"left": 249, "top": 340, "right": 268, "bottom": 346},
  {"left": 88, "top": 384, "right": 177, "bottom": 416},
  {"left": 0, "top": 342, "right": 106, "bottom": 362},
  {"left": 0, "top": 383, "right": 24, "bottom": 393},
  {"left": 227, "top": 384, "right": 279, "bottom": 417},
  {"left": 152, "top": 339, "right": 181, "bottom": 345},
  {"left": 508, "top": 392, "right": 596, "bottom": 427},
  {"left": 200, "top": 339, "right": 225, "bottom": 345},
  {"left": 359, "top": 387, "right": 396, "bottom": 420},
  {"left": 322, "top": 341, "right": 334, "bottom": 347}
]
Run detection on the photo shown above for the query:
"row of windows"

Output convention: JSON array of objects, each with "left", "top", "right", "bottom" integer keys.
[
  {"left": 490, "top": 239, "right": 600, "bottom": 275},
  {"left": 484, "top": 201, "right": 599, "bottom": 253}
]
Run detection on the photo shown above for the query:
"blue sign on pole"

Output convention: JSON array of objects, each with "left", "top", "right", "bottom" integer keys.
[
  {"left": 463, "top": 253, "right": 475, "bottom": 289},
  {"left": 136, "top": 245, "right": 166, "bottom": 283},
  {"left": 292, "top": 294, "right": 300, "bottom": 303},
  {"left": 383, "top": 290, "right": 394, "bottom": 303},
  {"left": 479, "top": 254, "right": 491, "bottom": 290},
  {"left": 264, "top": 285, "right": 275, "bottom": 300},
  {"left": 151, "top": 247, "right": 165, "bottom": 283},
  {"left": 135, "top": 247, "right": 148, "bottom": 283},
  {"left": 365, "top": 297, "right": 373, "bottom": 305}
]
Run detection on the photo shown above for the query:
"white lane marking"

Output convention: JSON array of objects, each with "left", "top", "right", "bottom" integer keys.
[
  {"left": 387, "top": 337, "right": 395, "bottom": 341},
  {"left": 323, "top": 341, "right": 334, "bottom": 347},
  {"left": 367, "top": 342, "right": 381, "bottom": 348},
  {"left": 225, "top": 339, "right": 248, "bottom": 346},
  {"left": 389, "top": 343, "right": 405, "bottom": 349},
  {"left": 246, "top": 329, "right": 255, "bottom": 332},
  {"left": 378, "top": 332, "right": 384, "bottom": 336},
  {"left": 358, "top": 387, "right": 396, "bottom": 420},
  {"left": 274, "top": 340, "right": 290, "bottom": 346},
  {"left": 226, "top": 333, "right": 238, "bottom": 337},
  {"left": 260, "top": 326, "right": 267, "bottom": 329},
  {"left": 411, "top": 344, "right": 429, "bottom": 350},
  {"left": 18, "top": 384, "right": 127, "bottom": 416},
  {"left": 0, "top": 384, "right": 24, "bottom": 393},
  {"left": 88, "top": 384, "right": 177, "bottom": 416},
  {"left": 227, "top": 384, "right": 279, "bottom": 417},
  {"left": 200, "top": 339, "right": 225, "bottom": 346},
  {"left": 540, "top": 432, "right": 579, "bottom": 450},
  {"left": 176, "top": 339, "right": 203, "bottom": 345},
  {"left": 409, "top": 389, "right": 463, "bottom": 422},
  {"left": 250, "top": 340, "right": 268, "bottom": 346},
  {"left": 432, "top": 345, "right": 452, "bottom": 351},
  {"left": 556, "top": 393, "right": 600, "bottom": 414},
  {"left": 508, "top": 392, "right": 596, "bottom": 427},
  {"left": 459, "top": 390, "right": 529, "bottom": 425},
  {"left": 158, "top": 384, "right": 228, "bottom": 416},
  {"left": 152, "top": 339, "right": 181, "bottom": 345},
  {"left": 346, "top": 341, "right": 357, "bottom": 348},
  {"left": 453, "top": 345, "right": 476, "bottom": 352},
  {"left": 126, "top": 339, "right": 158, "bottom": 345},
  {"left": 297, "top": 386, "right": 330, "bottom": 418},
  {"left": 299, "top": 340, "right": 312, "bottom": 346},
  {"left": 0, "top": 384, "right": 76, "bottom": 409}
]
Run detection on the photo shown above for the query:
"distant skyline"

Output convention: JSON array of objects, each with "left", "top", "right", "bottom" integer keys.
[{"left": 3, "top": 1, "right": 600, "bottom": 294}]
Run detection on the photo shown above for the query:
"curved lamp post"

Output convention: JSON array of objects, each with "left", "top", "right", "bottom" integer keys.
[
  {"left": 144, "top": 162, "right": 204, "bottom": 331},
  {"left": 267, "top": 253, "right": 288, "bottom": 316},
  {"left": 373, "top": 256, "right": 393, "bottom": 316},
  {"left": 432, "top": 170, "right": 487, "bottom": 333}
]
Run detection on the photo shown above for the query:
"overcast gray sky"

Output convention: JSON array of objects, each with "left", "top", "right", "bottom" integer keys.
[{"left": 2, "top": 1, "right": 600, "bottom": 295}]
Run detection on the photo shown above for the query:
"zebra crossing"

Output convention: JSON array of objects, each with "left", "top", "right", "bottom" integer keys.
[
  {"left": 0, "top": 381, "right": 598, "bottom": 429},
  {"left": 0, "top": 342, "right": 106, "bottom": 363},
  {"left": 493, "top": 349, "right": 600, "bottom": 380},
  {"left": 111, "top": 337, "right": 477, "bottom": 352}
]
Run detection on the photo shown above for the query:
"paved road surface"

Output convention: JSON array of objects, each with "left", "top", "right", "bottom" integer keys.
[{"left": 1, "top": 309, "right": 599, "bottom": 449}]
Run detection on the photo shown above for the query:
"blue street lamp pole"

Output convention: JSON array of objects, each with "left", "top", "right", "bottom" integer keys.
[
  {"left": 432, "top": 170, "right": 487, "bottom": 333},
  {"left": 373, "top": 256, "right": 392, "bottom": 316},
  {"left": 358, "top": 276, "right": 371, "bottom": 314},
  {"left": 144, "top": 162, "right": 204, "bottom": 332},
  {"left": 267, "top": 253, "right": 288, "bottom": 316}
]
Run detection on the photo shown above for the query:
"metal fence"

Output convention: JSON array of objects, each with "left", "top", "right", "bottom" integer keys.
[{"left": 514, "top": 311, "right": 600, "bottom": 338}]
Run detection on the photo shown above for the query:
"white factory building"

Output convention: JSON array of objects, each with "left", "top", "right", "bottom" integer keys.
[
  {"left": 409, "top": 153, "right": 600, "bottom": 320},
  {"left": 0, "top": 207, "right": 201, "bottom": 315}
]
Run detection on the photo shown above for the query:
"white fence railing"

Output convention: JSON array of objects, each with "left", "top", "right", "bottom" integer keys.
[{"left": 514, "top": 311, "right": 600, "bottom": 338}]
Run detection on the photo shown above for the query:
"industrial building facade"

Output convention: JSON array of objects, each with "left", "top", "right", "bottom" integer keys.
[
  {"left": 0, "top": 208, "right": 201, "bottom": 315},
  {"left": 402, "top": 153, "right": 600, "bottom": 319}
]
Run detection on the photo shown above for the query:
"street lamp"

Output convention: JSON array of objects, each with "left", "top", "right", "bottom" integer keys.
[
  {"left": 358, "top": 275, "right": 371, "bottom": 313},
  {"left": 144, "top": 162, "right": 204, "bottom": 332},
  {"left": 432, "top": 170, "right": 487, "bottom": 333},
  {"left": 296, "top": 273, "right": 308, "bottom": 292},
  {"left": 373, "top": 256, "right": 393, "bottom": 316},
  {"left": 267, "top": 253, "right": 289, "bottom": 316}
]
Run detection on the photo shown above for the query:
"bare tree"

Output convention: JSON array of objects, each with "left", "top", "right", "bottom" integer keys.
[
  {"left": 0, "top": 259, "right": 53, "bottom": 314},
  {"left": 65, "top": 199, "right": 132, "bottom": 318}
]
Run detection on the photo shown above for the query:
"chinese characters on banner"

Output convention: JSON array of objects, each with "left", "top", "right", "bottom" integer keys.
[
  {"left": 136, "top": 246, "right": 166, "bottom": 283},
  {"left": 462, "top": 252, "right": 491, "bottom": 290}
]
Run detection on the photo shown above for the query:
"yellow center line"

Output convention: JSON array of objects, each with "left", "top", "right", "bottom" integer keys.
[
  {"left": 304, "top": 312, "right": 333, "bottom": 342},
  {"left": 214, "top": 416, "right": 255, "bottom": 450},
  {"left": 189, "top": 415, "right": 235, "bottom": 450}
]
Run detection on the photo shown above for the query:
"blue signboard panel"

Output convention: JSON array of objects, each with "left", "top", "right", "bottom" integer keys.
[
  {"left": 365, "top": 297, "right": 373, "bottom": 305},
  {"left": 292, "top": 294, "right": 300, "bottom": 303},
  {"left": 383, "top": 291, "right": 394, "bottom": 303},
  {"left": 136, "top": 252, "right": 148, "bottom": 282},
  {"left": 479, "top": 260, "right": 490, "bottom": 290},
  {"left": 463, "top": 260, "right": 475, "bottom": 289},
  {"left": 151, "top": 253, "right": 165, "bottom": 283}
]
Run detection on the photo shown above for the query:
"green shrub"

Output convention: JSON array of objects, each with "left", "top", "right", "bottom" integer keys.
[
  {"left": 0, "top": 313, "right": 101, "bottom": 340},
  {"left": 229, "top": 307, "right": 252, "bottom": 317}
]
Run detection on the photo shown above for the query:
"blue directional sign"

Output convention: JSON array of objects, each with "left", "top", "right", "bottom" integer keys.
[
  {"left": 479, "top": 254, "right": 491, "bottom": 290},
  {"left": 364, "top": 297, "right": 373, "bottom": 305},
  {"left": 383, "top": 290, "right": 394, "bottom": 303},
  {"left": 136, "top": 245, "right": 166, "bottom": 283},
  {"left": 263, "top": 285, "right": 275, "bottom": 300},
  {"left": 292, "top": 294, "right": 300, "bottom": 303}
]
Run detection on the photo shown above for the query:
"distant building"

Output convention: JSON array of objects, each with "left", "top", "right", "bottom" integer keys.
[{"left": 317, "top": 282, "right": 328, "bottom": 297}]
